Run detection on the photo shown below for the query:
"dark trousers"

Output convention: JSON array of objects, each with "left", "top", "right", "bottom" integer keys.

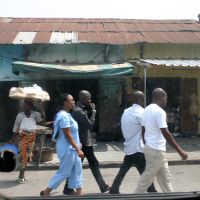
[
  {"left": 110, "top": 152, "right": 157, "bottom": 193},
  {"left": 64, "top": 145, "right": 108, "bottom": 193}
]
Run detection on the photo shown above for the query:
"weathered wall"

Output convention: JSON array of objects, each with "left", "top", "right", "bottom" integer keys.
[
  {"left": 0, "top": 45, "right": 24, "bottom": 140},
  {"left": 124, "top": 44, "right": 200, "bottom": 60},
  {"left": 26, "top": 44, "right": 124, "bottom": 64}
]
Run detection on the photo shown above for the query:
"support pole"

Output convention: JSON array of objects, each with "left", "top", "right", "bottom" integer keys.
[{"left": 144, "top": 65, "right": 147, "bottom": 107}]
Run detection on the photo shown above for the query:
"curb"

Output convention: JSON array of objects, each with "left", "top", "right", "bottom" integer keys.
[{"left": 26, "top": 159, "right": 200, "bottom": 171}]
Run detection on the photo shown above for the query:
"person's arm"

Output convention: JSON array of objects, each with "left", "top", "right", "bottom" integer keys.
[
  {"left": 161, "top": 128, "right": 188, "bottom": 160},
  {"left": 9, "top": 113, "right": 21, "bottom": 144},
  {"left": 62, "top": 127, "right": 84, "bottom": 159},
  {"left": 141, "top": 126, "right": 146, "bottom": 144},
  {"left": 38, "top": 101, "right": 46, "bottom": 120},
  {"left": 35, "top": 101, "right": 46, "bottom": 125},
  {"left": 73, "top": 109, "right": 96, "bottom": 129}
]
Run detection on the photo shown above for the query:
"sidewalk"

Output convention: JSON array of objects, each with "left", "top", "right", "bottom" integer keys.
[{"left": 28, "top": 136, "right": 200, "bottom": 170}]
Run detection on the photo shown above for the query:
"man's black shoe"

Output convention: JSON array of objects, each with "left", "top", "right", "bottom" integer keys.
[
  {"left": 101, "top": 185, "right": 111, "bottom": 194},
  {"left": 63, "top": 188, "right": 75, "bottom": 195}
]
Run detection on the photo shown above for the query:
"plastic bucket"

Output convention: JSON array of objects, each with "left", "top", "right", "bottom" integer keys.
[{"left": 0, "top": 144, "right": 18, "bottom": 172}]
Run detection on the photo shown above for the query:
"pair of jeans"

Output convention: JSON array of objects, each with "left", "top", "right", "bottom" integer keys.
[
  {"left": 64, "top": 145, "right": 109, "bottom": 193},
  {"left": 110, "top": 152, "right": 157, "bottom": 193}
]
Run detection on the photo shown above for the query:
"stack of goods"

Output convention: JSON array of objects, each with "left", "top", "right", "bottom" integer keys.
[{"left": 9, "top": 84, "right": 50, "bottom": 101}]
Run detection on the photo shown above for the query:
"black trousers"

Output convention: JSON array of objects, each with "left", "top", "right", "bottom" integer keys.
[
  {"left": 64, "top": 145, "right": 108, "bottom": 193},
  {"left": 110, "top": 152, "right": 157, "bottom": 193}
]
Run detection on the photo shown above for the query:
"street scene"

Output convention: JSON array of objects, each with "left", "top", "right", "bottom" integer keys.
[
  {"left": 0, "top": 165, "right": 200, "bottom": 197},
  {"left": 0, "top": 0, "right": 200, "bottom": 200}
]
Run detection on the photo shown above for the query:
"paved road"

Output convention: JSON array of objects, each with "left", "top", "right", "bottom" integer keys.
[{"left": 0, "top": 164, "right": 200, "bottom": 198}]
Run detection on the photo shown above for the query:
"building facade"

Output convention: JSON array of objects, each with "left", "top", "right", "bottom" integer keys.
[{"left": 0, "top": 18, "right": 200, "bottom": 140}]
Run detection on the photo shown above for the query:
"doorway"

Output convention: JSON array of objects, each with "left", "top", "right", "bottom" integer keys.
[{"left": 45, "top": 79, "right": 99, "bottom": 131}]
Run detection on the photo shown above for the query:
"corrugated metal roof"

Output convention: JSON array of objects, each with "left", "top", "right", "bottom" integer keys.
[
  {"left": 0, "top": 17, "right": 200, "bottom": 44},
  {"left": 13, "top": 32, "right": 36, "bottom": 44},
  {"left": 49, "top": 32, "right": 78, "bottom": 44},
  {"left": 140, "top": 59, "right": 200, "bottom": 68}
]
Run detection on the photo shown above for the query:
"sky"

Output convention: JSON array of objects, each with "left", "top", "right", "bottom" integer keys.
[{"left": 0, "top": 0, "right": 199, "bottom": 20}]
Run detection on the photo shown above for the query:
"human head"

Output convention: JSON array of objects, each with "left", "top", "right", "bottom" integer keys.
[
  {"left": 58, "top": 93, "right": 75, "bottom": 112},
  {"left": 79, "top": 90, "right": 91, "bottom": 107},
  {"left": 23, "top": 99, "right": 34, "bottom": 112},
  {"left": 133, "top": 91, "right": 144, "bottom": 107},
  {"left": 152, "top": 88, "right": 167, "bottom": 108}
]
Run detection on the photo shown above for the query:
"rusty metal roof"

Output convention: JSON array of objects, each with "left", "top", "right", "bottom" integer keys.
[{"left": 0, "top": 17, "right": 200, "bottom": 45}]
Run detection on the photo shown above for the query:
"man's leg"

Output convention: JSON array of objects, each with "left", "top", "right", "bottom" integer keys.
[
  {"left": 135, "top": 146, "right": 163, "bottom": 193},
  {"left": 63, "top": 151, "right": 86, "bottom": 195},
  {"left": 82, "top": 145, "right": 110, "bottom": 193},
  {"left": 110, "top": 155, "right": 133, "bottom": 194},
  {"left": 156, "top": 152, "right": 173, "bottom": 193},
  {"left": 134, "top": 153, "right": 157, "bottom": 192}
]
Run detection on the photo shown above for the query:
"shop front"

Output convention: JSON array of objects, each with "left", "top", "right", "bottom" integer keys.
[
  {"left": 130, "top": 59, "right": 200, "bottom": 136},
  {"left": 12, "top": 61, "right": 134, "bottom": 141}
]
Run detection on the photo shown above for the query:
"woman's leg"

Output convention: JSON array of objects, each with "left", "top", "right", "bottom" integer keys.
[
  {"left": 18, "top": 134, "right": 35, "bottom": 181},
  {"left": 48, "top": 151, "right": 75, "bottom": 190},
  {"left": 68, "top": 151, "right": 83, "bottom": 195},
  {"left": 41, "top": 150, "right": 75, "bottom": 196}
]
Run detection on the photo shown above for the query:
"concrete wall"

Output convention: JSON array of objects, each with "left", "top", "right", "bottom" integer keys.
[
  {"left": 26, "top": 44, "right": 124, "bottom": 64},
  {"left": 124, "top": 44, "right": 200, "bottom": 60}
]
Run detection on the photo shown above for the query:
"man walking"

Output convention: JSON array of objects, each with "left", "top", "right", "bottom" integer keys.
[
  {"left": 135, "top": 88, "right": 188, "bottom": 193},
  {"left": 63, "top": 90, "right": 110, "bottom": 194},
  {"left": 109, "top": 91, "right": 157, "bottom": 194}
]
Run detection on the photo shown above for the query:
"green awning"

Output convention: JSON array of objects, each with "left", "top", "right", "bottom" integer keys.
[{"left": 12, "top": 61, "right": 134, "bottom": 78}]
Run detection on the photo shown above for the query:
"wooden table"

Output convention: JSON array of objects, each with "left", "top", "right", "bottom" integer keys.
[{"left": 35, "top": 125, "right": 53, "bottom": 166}]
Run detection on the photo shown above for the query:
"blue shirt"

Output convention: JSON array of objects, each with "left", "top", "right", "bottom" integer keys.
[{"left": 52, "top": 110, "right": 81, "bottom": 159}]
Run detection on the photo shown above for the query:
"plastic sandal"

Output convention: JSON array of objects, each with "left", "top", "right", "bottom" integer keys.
[
  {"left": 40, "top": 190, "right": 50, "bottom": 197},
  {"left": 17, "top": 178, "right": 26, "bottom": 184}
]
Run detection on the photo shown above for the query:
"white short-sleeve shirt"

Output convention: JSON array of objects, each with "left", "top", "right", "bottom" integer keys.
[
  {"left": 13, "top": 111, "right": 42, "bottom": 133},
  {"left": 142, "top": 103, "right": 168, "bottom": 151},
  {"left": 121, "top": 104, "right": 144, "bottom": 155}
]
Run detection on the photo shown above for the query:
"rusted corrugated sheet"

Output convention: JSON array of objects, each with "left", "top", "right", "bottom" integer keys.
[
  {"left": 88, "top": 23, "right": 104, "bottom": 31},
  {"left": 0, "top": 32, "right": 17, "bottom": 44},
  {"left": 0, "top": 17, "right": 200, "bottom": 44},
  {"left": 32, "top": 32, "right": 52, "bottom": 43},
  {"left": 79, "top": 32, "right": 109, "bottom": 44},
  {"left": 141, "top": 32, "right": 167, "bottom": 43}
]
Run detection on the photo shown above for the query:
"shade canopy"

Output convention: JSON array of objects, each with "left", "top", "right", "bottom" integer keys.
[{"left": 12, "top": 61, "right": 134, "bottom": 78}]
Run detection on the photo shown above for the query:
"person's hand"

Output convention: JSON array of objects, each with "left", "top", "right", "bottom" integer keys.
[
  {"left": 44, "top": 121, "right": 54, "bottom": 126},
  {"left": 77, "top": 149, "right": 84, "bottom": 159},
  {"left": 90, "top": 103, "right": 96, "bottom": 110},
  {"left": 179, "top": 150, "right": 188, "bottom": 160}
]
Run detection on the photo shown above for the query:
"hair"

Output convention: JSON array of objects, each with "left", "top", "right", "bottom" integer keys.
[
  {"left": 79, "top": 90, "right": 91, "bottom": 102},
  {"left": 152, "top": 88, "right": 166, "bottom": 101},
  {"left": 58, "top": 93, "right": 71, "bottom": 108},
  {"left": 133, "top": 91, "right": 144, "bottom": 104}
]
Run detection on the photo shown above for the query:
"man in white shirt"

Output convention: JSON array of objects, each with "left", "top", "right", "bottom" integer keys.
[
  {"left": 109, "top": 91, "right": 156, "bottom": 194},
  {"left": 135, "top": 88, "right": 188, "bottom": 193}
]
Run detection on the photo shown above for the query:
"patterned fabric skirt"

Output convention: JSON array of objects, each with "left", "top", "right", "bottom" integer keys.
[{"left": 18, "top": 131, "right": 36, "bottom": 169}]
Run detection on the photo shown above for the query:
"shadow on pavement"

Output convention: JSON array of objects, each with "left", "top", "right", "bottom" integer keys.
[{"left": 8, "top": 191, "right": 200, "bottom": 200}]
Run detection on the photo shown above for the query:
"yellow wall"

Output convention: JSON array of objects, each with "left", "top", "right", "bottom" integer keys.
[
  {"left": 136, "top": 67, "right": 200, "bottom": 78},
  {"left": 124, "top": 44, "right": 200, "bottom": 60}
]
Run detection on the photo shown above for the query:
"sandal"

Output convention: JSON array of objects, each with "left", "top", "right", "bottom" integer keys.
[
  {"left": 17, "top": 178, "right": 26, "bottom": 184},
  {"left": 40, "top": 190, "right": 50, "bottom": 197},
  {"left": 17, "top": 177, "right": 28, "bottom": 184}
]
